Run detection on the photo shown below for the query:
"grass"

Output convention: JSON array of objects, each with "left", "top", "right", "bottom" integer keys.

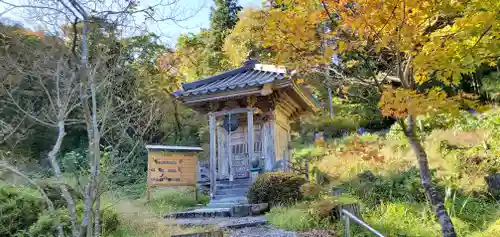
[
  {"left": 104, "top": 184, "right": 212, "bottom": 237},
  {"left": 364, "top": 202, "right": 441, "bottom": 237},
  {"left": 266, "top": 203, "right": 332, "bottom": 231}
]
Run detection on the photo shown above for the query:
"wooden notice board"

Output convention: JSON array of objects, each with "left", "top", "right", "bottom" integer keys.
[{"left": 145, "top": 145, "right": 202, "bottom": 200}]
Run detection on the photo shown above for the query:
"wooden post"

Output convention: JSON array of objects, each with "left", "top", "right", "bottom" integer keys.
[
  {"left": 147, "top": 153, "right": 151, "bottom": 201},
  {"left": 209, "top": 113, "right": 217, "bottom": 199},
  {"left": 217, "top": 124, "right": 226, "bottom": 179},
  {"left": 247, "top": 110, "right": 254, "bottom": 179},
  {"left": 227, "top": 122, "right": 233, "bottom": 182}
]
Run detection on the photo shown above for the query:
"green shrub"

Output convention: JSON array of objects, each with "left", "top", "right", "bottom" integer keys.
[
  {"left": 147, "top": 188, "right": 199, "bottom": 213},
  {"left": 341, "top": 167, "right": 428, "bottom": 204},
  {"left": 445, "top": 194, "right": 500, "bottom": 228},
  {"left": 248, "top": 172, "right": 306, "bottom": 206},
  {"left": 0, "top": 184, "right": 44, "bottom": 236},
  {"left": 0, "top": 183, "right": 120, "bottom": 237},
  {"left": 101, "top": 208, "right": 120, "bottom": 235},
  {"left": 267, "top": 204, "right": 331, "bottom": 231},
  {"left": 300, "top": 183, "right": 323, "bottom": 201},
  {"left": 26, "top": 209, "right": 72, "bottom": 237},
  {"left": 61, "top": 150, "right": 88, "bottom": 174},
  {"left": 470, "top": 218, "right": 500, "bottom": 237},
  {"left": 364, "top": 202, "right": 440, "bottom": 237},
  {"left": 363, "top": 202, "right": 476, "bottom": 237},
  {"left": 267, "top": 199, "right": 340, "bottom": 231},
  {"left": 385, "top": 123, "right": 407, "bottom": 143},
  {"left": 309, "top": 199, "right": 337, "bottom": 220},
  {"left": 37, "top": 180, "right": 83, "bottom": 208},
  {"left": 26, "top": 204, "right": 120, "bottom": 237},
  {"left": 107, "top": 146, "right": 148, "bottom": 187}
]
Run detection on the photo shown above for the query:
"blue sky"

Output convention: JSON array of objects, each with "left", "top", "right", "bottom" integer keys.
[
  {"left": 0, "top": 0, "right": 261, "bottom": 47},
  {"left": 157, "top": 0, "right": 261, "bottom": 46}
]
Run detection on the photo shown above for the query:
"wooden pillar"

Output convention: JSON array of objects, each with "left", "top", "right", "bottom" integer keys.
[
  {"left": 227, "top": 124, "right": 233, "bottom": 182},
  {"left": 209, "top": 113, "right": 216, "bottom": 198},
  {"left": 217, "top": 124, "right": 228, "bottom": 179},
  {"left": 247, "top": 109, "right": 254, "bottom": 178}
]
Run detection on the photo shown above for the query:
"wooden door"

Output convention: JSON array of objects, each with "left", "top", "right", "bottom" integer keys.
[{"left": 231, "top": 144, "right": 249, "bottom": 178}]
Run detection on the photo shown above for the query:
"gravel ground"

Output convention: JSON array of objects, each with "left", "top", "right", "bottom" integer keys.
[
  {"left": 167, "top": 216, "right": 339, "bottom": 237},
  {"left": 228, "top": 225, "right": 297, "bottom": 237}
]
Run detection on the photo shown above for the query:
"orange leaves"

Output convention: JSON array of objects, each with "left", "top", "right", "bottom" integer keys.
[
  {"left": 379, "top": 86, "right": 466, "bottom": 118},
  {"left": 342, "top": 135, "right": 385, "bottom": 162}
]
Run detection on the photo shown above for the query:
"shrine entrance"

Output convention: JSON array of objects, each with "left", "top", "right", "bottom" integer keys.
[{"left": 173, "top": 60, "right": 319, "bottom": 198}]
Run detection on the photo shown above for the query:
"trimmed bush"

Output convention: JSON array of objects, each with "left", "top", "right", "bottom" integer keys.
[{"left": 248, "top": 172, "right": 306, "bottom": 206}]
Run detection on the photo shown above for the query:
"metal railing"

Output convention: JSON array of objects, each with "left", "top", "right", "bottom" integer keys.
[{"left": 342, "top": 209, "right": 385, "bottom": 237}]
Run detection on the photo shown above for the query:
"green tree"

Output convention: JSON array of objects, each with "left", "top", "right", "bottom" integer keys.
[
  {"left": 210, "top": 0, "right": 242, "bottom": 51},
  {"left": 176, "top": 0, "right": 242, "bottom": 80}
]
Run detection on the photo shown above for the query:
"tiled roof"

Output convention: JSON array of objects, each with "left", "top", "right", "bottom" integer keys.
[{"left": 173, "top": 60, "right": 289, "bottom": 97}]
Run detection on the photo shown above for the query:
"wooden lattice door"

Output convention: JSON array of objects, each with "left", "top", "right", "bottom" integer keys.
[{"left": 231, "top": 144, "right": 249, "bottom": 179}]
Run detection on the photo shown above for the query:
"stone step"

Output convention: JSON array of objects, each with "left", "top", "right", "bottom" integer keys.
[
  {"left": 213, "top": 194, "right": 247, "bottom": 200},
  {"left": 215, "top": 188, "right": 248, "bottom": 196},
  {"left": 215, "top": 184, "right": 251, "bottom": 190},
  {"left": 217, "top": 178, "right": 252, "bottom": 185},
  {"left": 166, "top": 216, "right": 268, "bottom": 230},
  {"left": 165, "top": 208, "right": 231, "bottom": 219},
  {"left": 207, "top": 202, "right": 242, "bottom": 208},
  {"left": 209, "top": 196, "right": 248, "bottom": 204}
]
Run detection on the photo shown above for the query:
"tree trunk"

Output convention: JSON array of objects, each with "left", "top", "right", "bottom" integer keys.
[
  {"left": 50, "top": 66, "right": 79, "bottom": 236},
  {"left": 403, "top": 116, "right": 457, "bottom": 237},
  {"left": 172, "top": 98, "right": 182, "bottom": 142},
  {"left": 93, "top": 194, "right": 101, "bottom": 237},
  {"left": 49, "top": 120, "right": 80, "bottom": 237},
  {"left": 79, "top": 20, "right": 94, "bottom": 237}
]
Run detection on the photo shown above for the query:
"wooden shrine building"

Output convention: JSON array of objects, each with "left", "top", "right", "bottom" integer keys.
[{"left": 173, "top": 60, "right": 319, "bottom": 197}]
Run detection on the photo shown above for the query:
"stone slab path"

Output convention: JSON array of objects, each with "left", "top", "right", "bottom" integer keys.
[
  {"left": 165, "top": 216, "right": 267, "bottom": 228},
  {"left": 228, "top": 225, "right": 297, "bottom": 237}
]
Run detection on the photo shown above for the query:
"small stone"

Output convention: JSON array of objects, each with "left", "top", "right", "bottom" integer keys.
[{"left": 251, "top": 203, "right": 269, "bottom": 215}]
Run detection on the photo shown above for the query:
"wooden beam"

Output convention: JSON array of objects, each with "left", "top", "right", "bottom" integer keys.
[
  {"left": 209, "top": 113, "right": 217, "bottom": 198},
  {"left": 281, "top": 92, "right": 301, "bottom": 111},
  {"left": 212, "top": 107, "right": 257, "bottom": 117},
  {"left": 247, "top": 109, "right": 254, "bottom": 179}
]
